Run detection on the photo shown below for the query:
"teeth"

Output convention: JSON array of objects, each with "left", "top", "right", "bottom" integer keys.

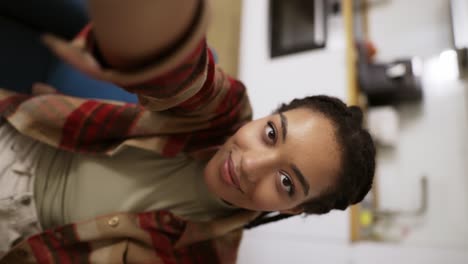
[{"left": 230, "top": 162, "right": 237, "bottom": 186}]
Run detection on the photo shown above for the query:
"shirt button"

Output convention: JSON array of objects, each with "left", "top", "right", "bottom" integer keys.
[{"left": 108, "top": 216, "right": 120, "bottom": 227}]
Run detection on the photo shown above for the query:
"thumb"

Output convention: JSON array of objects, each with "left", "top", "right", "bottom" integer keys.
[{"left": 41, "top": 34, "right": 103, "bottom": 79}]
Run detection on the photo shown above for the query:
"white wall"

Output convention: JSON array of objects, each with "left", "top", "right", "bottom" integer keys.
[
  {"left": 237, "top": 0, "right": 468, "bottom": 263},
  {"left": 367, "top": 0, "right": 452, "bottom": 61},
  {"left": 366, "top": 0, "right": 468, "bottom": 250},
  {"left": 352, "top": 242, "right": 468, "bottom": 264},
  {"left": 376, "top": 56, "right": 468, "bottom": 249},
  {"left": 238, "top": 0, "right": 349, "bottom": 119}
]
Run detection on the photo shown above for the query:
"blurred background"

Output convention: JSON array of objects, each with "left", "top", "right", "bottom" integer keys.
[
  {"left": 234, "top": 0, "right": 468, "bottom": 263},
  {"left": 0, "top": 0, "right": 467, "bottom": 263}
]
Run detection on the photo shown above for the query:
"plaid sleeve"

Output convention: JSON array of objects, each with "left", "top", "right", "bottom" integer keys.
[
  {"left": 16, "top": 0, "right": 252, "bottom": 157},
  {"left": 76, "top": 0, "right": 213, "bottom": 112},
  {"left": 74, "top": 0, "right": 253, "bottom": 143}
]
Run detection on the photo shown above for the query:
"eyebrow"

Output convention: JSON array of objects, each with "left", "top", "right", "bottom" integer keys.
[
  {"left": 279, "top": 112, "right": 287, "bottom": 142},
  {"left": 278, "top": 112, "right": 310, "bottom": 196},
  {"left": 291, "top": 164, "right": 310, "bottom": 196}
]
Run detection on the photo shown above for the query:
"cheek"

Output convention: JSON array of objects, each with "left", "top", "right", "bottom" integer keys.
[
  {"left": 232, "top": 122, "right": 262, "bottom": 149},
  {"left": 203, "top": 146, "right": 226, "bottom": 189},
  {"left": 248, "top": 177, "right": 293, "bottom": 211}
]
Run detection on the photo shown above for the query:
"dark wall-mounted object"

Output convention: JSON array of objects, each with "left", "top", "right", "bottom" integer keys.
[
  {"left": 451, "top": 0, "right": 468, "bottom": 76},
  {"left": 269, "top": 0, "right": 327, "bottom": 58},
  {"left": 359, "top": 59, "right": 423, "bottom": 106}
]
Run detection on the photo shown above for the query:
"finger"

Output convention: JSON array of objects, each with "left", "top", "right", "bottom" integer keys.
[
  {"left": 32, "top": 82, "right": 58, "bottom": 95},
  {"left": 41, "top": 34, "right": 103, "bottom": 78}
]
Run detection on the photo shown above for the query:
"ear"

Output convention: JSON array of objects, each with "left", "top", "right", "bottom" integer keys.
[{"left": 279, "top": 206, "right": 304, "bottom": 215}]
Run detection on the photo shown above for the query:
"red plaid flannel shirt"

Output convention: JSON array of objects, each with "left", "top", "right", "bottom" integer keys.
[{"left": 0, "top": 3, "right": 255, "bottom": 263}]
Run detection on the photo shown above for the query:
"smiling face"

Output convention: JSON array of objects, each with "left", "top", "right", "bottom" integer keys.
[{"left": 203, "top": 108, "right": 342, "bottom": 214}]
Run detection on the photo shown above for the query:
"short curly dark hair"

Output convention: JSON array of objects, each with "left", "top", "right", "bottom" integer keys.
[{"left": 245, "top": 95, "right": 376, "bottom": 228}]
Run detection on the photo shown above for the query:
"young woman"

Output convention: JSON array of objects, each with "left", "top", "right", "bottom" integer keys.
[{"left": 0, "top": 0, "right": 375, "bottom": 263}]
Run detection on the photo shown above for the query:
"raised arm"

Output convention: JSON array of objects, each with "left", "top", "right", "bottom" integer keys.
[{"left": 41, "top": 0, "right": 250, "bottom": 126}]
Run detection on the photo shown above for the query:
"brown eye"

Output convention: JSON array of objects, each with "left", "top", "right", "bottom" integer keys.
[
  {"left": 265, "top": 121, "right": 277, "bottom": 143},
  {"left": 279, "top": 173, "right": 295, "bottom": 196}
]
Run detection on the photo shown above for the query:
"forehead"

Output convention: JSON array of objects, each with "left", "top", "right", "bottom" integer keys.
[{"left": 279, "top": 108, "right": 341, "bottom": 197}]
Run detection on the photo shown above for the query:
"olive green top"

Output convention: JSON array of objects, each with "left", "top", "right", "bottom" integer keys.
[{"left": 34, "top": 145, "right": 236, "bottom": 229}]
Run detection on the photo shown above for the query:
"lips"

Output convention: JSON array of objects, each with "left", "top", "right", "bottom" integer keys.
[
  {"left": 222, "top": 151, "right": 243, "bottom": 192},
  {"left": 228, "top": 154, "right": 241, "bottom": 189}
]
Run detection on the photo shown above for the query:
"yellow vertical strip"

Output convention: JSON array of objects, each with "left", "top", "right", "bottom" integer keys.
[
  {"left": 343, "top": 0, "right": 359, "bottom": 106},
  {"left": 343, "top": 0, "right": 361, "bottom": 243}
]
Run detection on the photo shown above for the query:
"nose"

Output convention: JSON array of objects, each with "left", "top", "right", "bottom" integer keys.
[{"left": 240, "top": 150, "right": 278, "bottom": 183}]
